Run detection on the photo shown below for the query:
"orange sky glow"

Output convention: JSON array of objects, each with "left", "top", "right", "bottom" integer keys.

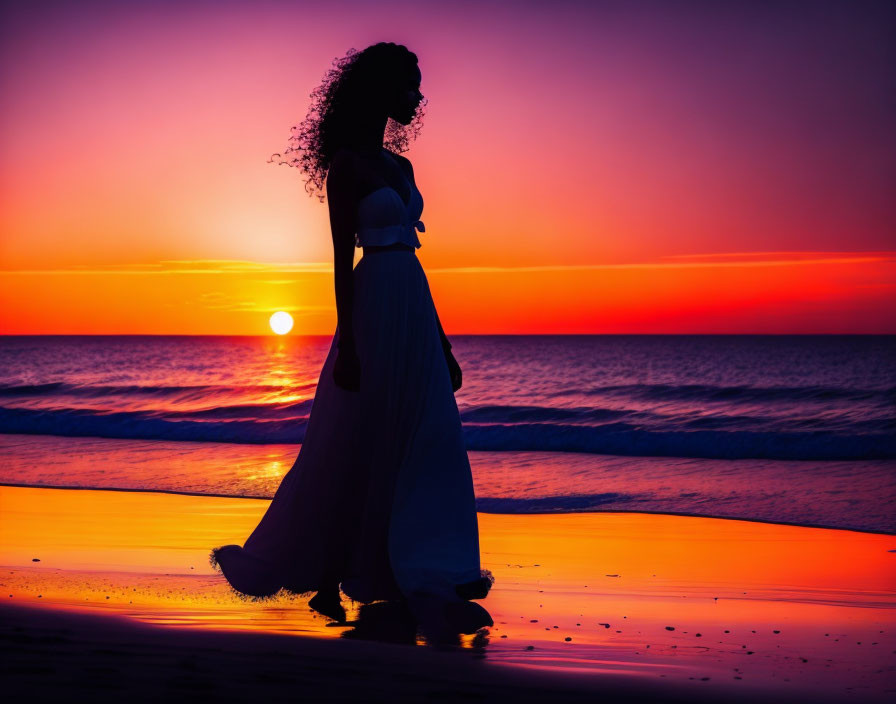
[{"left": 1, "top": 0, "right": 893, "bottom": 334}]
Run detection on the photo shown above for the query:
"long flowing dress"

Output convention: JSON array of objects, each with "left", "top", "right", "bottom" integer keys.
[{"left": 211, "top": 150, "right": 493, "bottom": 620}]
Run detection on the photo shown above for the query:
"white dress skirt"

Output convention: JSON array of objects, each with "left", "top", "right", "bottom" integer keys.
[{"left": 211, "top": 248, "right": 493, "bottom": 610}]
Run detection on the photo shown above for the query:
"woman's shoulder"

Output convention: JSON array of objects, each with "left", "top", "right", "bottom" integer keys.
[
  {"left": 330, "top": 147, "right": 360, "bottom": 171},
  {"left": 385, "top": 149, "right": 415, "bottom": 180},
  {"left": 327, "top": 149, "right": 360, "bottom": 191},
  {"left": 384, "top": 148, "right": 411, "bottom": 165}
]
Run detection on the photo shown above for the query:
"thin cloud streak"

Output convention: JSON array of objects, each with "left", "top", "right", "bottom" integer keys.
[
  {"left": 661, "top": 251, "right": 896, "bottom": 261},
  {"left": 429, "top": 254, "right": 896, "bottom": 274},
  {"left": 1, "top": 252, "right": 893, "bottom": 276},
  {"left": 167, "top": 291, "right": 333, "bottom": 314},
  {"left": 0, "top": 260, "right": 333, "bottom": 275}
]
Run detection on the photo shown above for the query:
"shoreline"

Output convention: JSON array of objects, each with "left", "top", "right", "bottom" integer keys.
[
  {"left": 3, "top": 433, "right": 893, "bottom": 535},
  {"left": 1, "top": 477, "right": 893, "bottom": 536}
]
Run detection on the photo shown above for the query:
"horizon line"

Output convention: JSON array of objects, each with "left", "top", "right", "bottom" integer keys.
[{"left": 2, "top": 332, "right": 894, "bottom": 338}]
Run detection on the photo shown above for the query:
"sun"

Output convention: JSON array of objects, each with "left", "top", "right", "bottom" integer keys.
[{"left": 269, "top": 311, "right": 294, "bottom": 335}]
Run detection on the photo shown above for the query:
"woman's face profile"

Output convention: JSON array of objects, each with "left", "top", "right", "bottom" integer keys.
[{"left": 388, "top": 64, "right": 423, "bottom": 126}]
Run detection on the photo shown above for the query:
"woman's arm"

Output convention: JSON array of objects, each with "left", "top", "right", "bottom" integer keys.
[
  {"left": 434, "top": 304, "right": 462, "bottom": 391},
  {"left": 327, "top": 151, "right": 358, "bottom": 351},
  {"left": 433, "top": 306, "right": 452, "bottom": 353},
  {"left": 327, "top": 151, "right": 362, "bottom": 392}
]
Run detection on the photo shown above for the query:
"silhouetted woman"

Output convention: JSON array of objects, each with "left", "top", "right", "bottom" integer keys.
[{"left": 211, "top": 42, "right": 494, "bottom": 639}]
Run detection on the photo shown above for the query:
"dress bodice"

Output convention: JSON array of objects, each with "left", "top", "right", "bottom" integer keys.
[{"left": 355, "top": 151, "right": 425, "bottom": 249}]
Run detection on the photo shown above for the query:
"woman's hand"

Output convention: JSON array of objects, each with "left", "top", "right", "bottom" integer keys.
[
  {"left": 333, "top": 344, "right": 360, "bottom": 392},
  {"left": 445, "top": 348, "right": 462, "bottom": 392}
]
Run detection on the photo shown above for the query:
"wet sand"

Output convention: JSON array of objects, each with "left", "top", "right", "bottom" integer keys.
[{"left": 1, "top": 485, "right": 894, "bottom": 702}]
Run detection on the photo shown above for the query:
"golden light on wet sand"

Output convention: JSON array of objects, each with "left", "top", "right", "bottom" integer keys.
[{"left": 269, "top": 311, "right": 294, "bottom": 335}]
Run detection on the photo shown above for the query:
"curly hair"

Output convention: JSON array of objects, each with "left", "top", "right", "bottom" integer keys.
[{"left": 269, "top": 42, "right": 427, "bottom": 203}]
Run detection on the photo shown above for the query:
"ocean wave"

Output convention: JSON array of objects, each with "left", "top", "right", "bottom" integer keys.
[
  {"left": 475, "top": 492, "right": 638, "bottom": 512},
  {"left": 461, "top": 423, "right": 895, "bottom": 459},
  {"left": 459, "top": 405, "right": 633, "bottom": 424},
  {"left": 0, "top": 381, "right": 315, "bottom": 398},
  {"left": 1, "top": 405, "right": 892, "bottom": 460},
  {"left": 165, "top": 401, "right": 313, "bottom": 420},
  {"left": 581, "top": 382, "right": 896, "bottom": 404},
  {"left": 7, "top": 380, "right": 891, "bottom": 405}
]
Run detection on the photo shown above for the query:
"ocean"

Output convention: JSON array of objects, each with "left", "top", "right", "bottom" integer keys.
[{"left": 1, "top": 334, "right": 894, "bottom": 533}]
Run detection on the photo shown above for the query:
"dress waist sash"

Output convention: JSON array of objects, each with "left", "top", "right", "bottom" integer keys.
[{"left": 355, "top": 220, "right": 425, "bottom": 249}]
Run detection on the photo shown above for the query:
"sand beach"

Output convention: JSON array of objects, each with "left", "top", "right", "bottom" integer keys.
[{"left": 2, "top": 484, "right": 893, "bottom": 702}]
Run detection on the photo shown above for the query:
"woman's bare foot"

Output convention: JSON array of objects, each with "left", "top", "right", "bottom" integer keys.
[
  {"left": 309, "top": 587, "right": 346, "bottom": 623},
  {"left": 455, "top": 576, "right": 492, "bottom": 600}
]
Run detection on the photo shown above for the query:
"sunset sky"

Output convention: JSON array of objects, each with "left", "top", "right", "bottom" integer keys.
[{"left": 1, "top": 0, "right": 893, "bottom": 334}]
